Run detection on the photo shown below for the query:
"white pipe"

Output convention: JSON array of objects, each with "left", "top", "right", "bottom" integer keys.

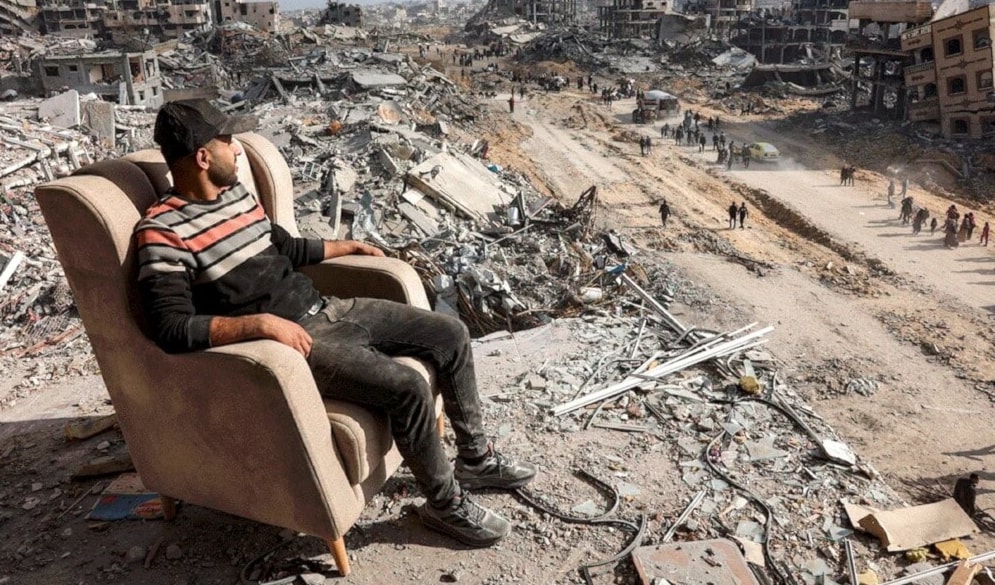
[
  {"left": 552, "top": 325, "right": 774, "bottom": 416},
  {"left": 0, "top": 251, "right": 25, "bottom": 292}
]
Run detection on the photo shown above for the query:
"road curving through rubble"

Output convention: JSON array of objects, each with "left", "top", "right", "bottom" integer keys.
[{"left": 501, "top": 88, "right": 995, "bottom": 553}]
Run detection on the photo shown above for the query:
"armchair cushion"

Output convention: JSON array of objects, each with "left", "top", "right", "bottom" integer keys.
[{"left": 326, "top": 357, "right": 437, "bottom": 484}]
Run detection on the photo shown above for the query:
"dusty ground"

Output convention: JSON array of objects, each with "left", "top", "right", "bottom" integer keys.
[{"left": 3, "top": 49, "right": 995, "bottom": 585}]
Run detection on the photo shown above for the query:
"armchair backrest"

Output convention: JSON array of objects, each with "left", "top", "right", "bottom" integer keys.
[{"left": 36, "top": 132, "right": 296, "bottom": 368}]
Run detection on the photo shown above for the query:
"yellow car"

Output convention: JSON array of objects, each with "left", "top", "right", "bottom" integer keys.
[{"left": 746, "top": 142, "right": 780, "bottom": 162}]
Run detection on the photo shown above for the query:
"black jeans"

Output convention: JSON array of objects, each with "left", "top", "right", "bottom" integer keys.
[{"left": 300, "top": 297, "right": 487, "bottom": 507}]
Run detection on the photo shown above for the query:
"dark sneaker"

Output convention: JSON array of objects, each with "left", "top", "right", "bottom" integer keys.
[
  {"left": 454, "top": 448, "right": 537, "bottom": 491},
  {"left": 418, "top": 494, "right": 511, "bottom": 547}
]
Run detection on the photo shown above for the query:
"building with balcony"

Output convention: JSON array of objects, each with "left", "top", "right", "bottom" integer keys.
[
  {"left": 846, "top": 0, "right": 933, "bottom": 119},
  {"left": 36, "top": 50, "right": 164, "bottom": 107},
  {"left": 901, "top": 2, "right": 995, "bottom": 138},
  {"left": 101, "top": 0, "right": 213, "bottom": 39},
  {"left": 37, "top": 0, "right": 105, "bottom": 36},
  {"left": 597, "top": 0, "right": 670, "bottom": 38}
]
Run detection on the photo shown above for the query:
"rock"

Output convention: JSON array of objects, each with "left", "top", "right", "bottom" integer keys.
[
  {"left": 126, "top": 545, "right": 146, "bottom": 564},
  {"left": 165, "top": 544, "right": 183, "bottom": 560}
]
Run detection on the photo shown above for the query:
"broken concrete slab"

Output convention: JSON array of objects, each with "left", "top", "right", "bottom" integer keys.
[
  {"left": 80, "top": 100, "right": 115, "bottom": 145},
  {"left": 632, "top": 539, "right": 760, "bottom": 585},
  {"left": 406, "top": 152, "right": 511, "bottom": 222},
  {"left": 350, "top": 70, "right": 407, "bottom": 90},
  {"left": 38, "top": 90, "right": 81, "bottom": 129},
  {"left": 858, "top": 499, "right": 978, "bottom": 552}
]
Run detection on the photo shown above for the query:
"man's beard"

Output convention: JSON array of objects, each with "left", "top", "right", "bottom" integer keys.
[{"left": 207, "top": 165, "right": 238, "bottom": 188}]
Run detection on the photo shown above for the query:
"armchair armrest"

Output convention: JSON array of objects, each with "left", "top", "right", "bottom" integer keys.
[{"left": 300, "top": 256, "right": 430, "bottom": 309}]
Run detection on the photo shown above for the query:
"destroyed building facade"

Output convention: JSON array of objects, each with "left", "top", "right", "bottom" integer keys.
[
  {"left": 37, "top": 50, "right": 164, "bottom": 107},
  {"left": 219, "top": 0, "right": 279, "bottom": 33},
  {"left": 472, "top": 0, "right": 576, "bottom": 25},
  {"left": 847, "top": 0, "right": 932, "bottom": 119},
  {"left": 18, "top": 0, "right": 277, "bottom": 41},
  {"left": 597, "top": 0, "right": 671, "bottom": 39},
  {"left": 730, "top": 0, "right": 847, "bottom": 64},
  {"left": 321, "top": 1, "right": 364, "bottom": 27},
  {"left": 901, "top": 2, "right": 995, "bottom": 139}
]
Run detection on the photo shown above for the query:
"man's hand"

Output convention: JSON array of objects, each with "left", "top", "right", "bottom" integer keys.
[
  {"left": 210, "top": 313, "right": 313, "bottom": 358},
  {"left": 323, "top": 240, "right": 385, "bottom": 260}
]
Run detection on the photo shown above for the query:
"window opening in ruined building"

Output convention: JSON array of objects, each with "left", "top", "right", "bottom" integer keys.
[
  {"left": 924, "top": 83, "right": 938, "bottom": 98},
  {"left": 68, "top": 64, "right": 78, "bottom": 73},
  {"left": 979, "top": 70, "right": 993, "bottom": 89},
  {"left": 921, "top": 47, "right": 934, "bottom": 61},
  {"left": 951, "top": 119, "right": 969, "bottom": 134},
  {"left": 948, "top": 76, "right": 966, "bottom": 95},
  {"left": 945, "top": 36, "right": 962, "bottom": 57},
  {"left": 974, "top": 29, "right": 991, "bottom": 50},
  {"left": 982, "top": 116, "right": 995, "bottom": 135},
  {"left": 44, "top": 66, "right": 59, "bottom": 76}
]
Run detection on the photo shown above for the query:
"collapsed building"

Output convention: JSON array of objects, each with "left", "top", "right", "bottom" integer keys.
[
  {"left": 730, "top": 0, "right": 848, "bottom": 65},
  {"left": 469, "top": 0, "right": 577, "bottom": 26},
  {"left": 36, "top": 50, "right": 164, "bottom": 107},
  {"left": 847, "top": 0, "right": 933, "bottom": 119},
  {"left": 320, "top": 1, "right": 364, "bottom": 27}
]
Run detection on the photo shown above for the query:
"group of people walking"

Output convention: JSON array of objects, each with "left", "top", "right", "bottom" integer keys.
[{"left": 891, "top": 180, "right": 990, "bottom": 248}]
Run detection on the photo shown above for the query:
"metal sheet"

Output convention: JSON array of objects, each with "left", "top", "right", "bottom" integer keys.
[{"left": 632, "top": 539, "right": 760, "bottom": 585}]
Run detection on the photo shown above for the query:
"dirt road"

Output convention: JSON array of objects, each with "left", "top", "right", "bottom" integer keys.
[{"left": 498, "top": 88, "right": 995, "bottom": 530}]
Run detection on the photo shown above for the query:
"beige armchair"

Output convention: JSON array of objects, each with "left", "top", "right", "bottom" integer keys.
[{"left": 34, "top": 132, "right": 440, "bottom": 577}]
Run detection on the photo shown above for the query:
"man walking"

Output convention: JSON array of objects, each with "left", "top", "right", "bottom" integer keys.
[
  {"left": 738, "top": 202, "right": 748, "bottom": 228},
  {"left": 728, "top": 202, "right": 738, "bottom": 229},
  {"left": 981, "top": 221, "right": 991, "bottom": 246},
  {"left": 136, "top": 99, "right": 536, "bottom": 549},
  {"left": 659, "top": 199, "right": 671, "bottom": 227}
]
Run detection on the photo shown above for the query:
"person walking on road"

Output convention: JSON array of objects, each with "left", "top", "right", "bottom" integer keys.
[
  {"left": 901, "top": 177, "right": 909, "bottom": 197},
  {"left": 930, "top": 217, "right": 938, "bottom": 235},
  {"left": 659, "top": 199, "right": 671, "bottom": 227},
  {"left": 742, "top": 145, "right": 751, "bottom": 168},
  {"left": 728, "top": 202, "right": 738, "bottom": 229},
  {"left": 508, "top": 94, "right": 515, "bottom": 113},
  {"left": 966, "top": 212, "right": 977, "bottom": 240},
  {"left": 980, "top": 221, "right": 990, "bottom": 246},
  {"left": 738, "top": 202, "right": 748, "bottom": 229}
]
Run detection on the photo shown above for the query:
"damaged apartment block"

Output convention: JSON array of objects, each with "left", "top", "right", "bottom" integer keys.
[
  {"left": 471, "top": 0, "right": 576, "bottom": 25},
  {"left": 730, "top": 0, "right": 847, "bottom": 64},
  {"left": 598, "top": 0, "right": 672, "bottom": 39},
  {"left": 900, "top": 1, "right": 995, "bottom": 139},
  {"left": 847, "top": 0, "right": 932, "bottom": 119},
  {"left": 37, "top": 50, "right": 164, "bottom": 107},
  {"left": 320, "top": 1, "right": 364, "bottom": 27}
]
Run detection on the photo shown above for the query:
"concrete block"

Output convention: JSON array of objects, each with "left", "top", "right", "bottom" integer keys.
[{"left": 38, "top": 90, "right": 80, "bottom": 129}]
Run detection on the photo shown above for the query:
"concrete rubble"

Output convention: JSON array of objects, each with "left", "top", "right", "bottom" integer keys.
[{"left": 2, "top": 13, "right": 995, "bottom": 585}]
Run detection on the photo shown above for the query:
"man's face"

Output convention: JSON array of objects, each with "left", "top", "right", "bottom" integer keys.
[{"left": 204, "top": 135, "right": 241, "bottom": 188}]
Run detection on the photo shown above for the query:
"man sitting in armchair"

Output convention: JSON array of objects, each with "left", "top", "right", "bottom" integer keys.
[{"left": 134, "top": 99, "right": 535, "bottom": 547}]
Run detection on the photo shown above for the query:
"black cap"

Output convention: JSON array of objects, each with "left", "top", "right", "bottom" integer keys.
[{"left": 153, "top": 99, "right": 257, "bottom": 166}]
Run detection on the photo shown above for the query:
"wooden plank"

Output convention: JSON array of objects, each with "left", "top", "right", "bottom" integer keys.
[{"left": 945, "top": 560, "right": 980, "bottom": 585}]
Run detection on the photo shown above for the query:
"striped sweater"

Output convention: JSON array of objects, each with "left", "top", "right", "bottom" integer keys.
[{"left": 134, "top": 182, "right": 324, "bottom": 353}]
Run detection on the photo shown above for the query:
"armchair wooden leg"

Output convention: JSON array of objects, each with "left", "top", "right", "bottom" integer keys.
[
  {"left": 327, "top": 537, "right": 350, "bottom": 576},
  {"left": 160, "top": 495, "right": 177, "bottom": 521},
  {"left": 437, "top": 414, "right": 445, "bottom": 438}
]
